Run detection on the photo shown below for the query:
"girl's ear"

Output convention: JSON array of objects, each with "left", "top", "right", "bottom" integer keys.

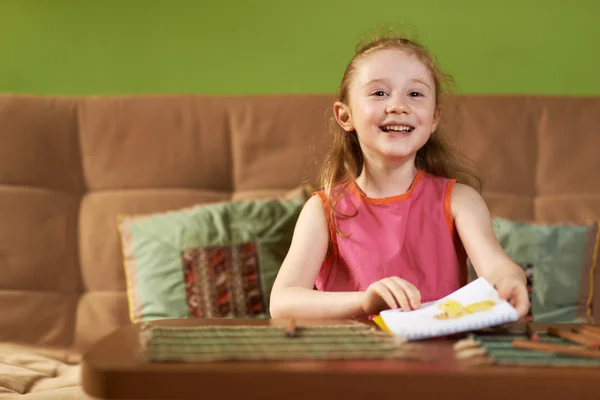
[
  {"left": 333, "top": 101, "right": 354, "bottom": 132},
  {"left": 432, "top": 104, "right": 442, "bottom": 133}
]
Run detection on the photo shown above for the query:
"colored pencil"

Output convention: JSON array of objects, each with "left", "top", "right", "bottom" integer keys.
[
  {"left": 572, "top": 327, "right": 600, "bottom": 343},
  {"left": 513, "top": 339, "right": 600, "bottom": 359},
  {"left": 526, "top": 322, "right": 539, "bottom": 342},
  {"left": 547, "top": 327, "right": 600, "bottom": 349},
  {"left": 285, "top": 318, "right": 297, "bottom": 338},
  {"left": 580, "top": 325, "right": 600, "bottom": 335}
]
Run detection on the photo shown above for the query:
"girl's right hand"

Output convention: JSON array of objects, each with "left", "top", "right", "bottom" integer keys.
[{"left": 360, "top": 277, "right": 422, "bottom": 315}]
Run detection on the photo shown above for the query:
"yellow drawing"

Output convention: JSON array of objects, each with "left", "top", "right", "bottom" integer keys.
[{"left": 434, "top": 299, "right": 495, "bottom": 320}]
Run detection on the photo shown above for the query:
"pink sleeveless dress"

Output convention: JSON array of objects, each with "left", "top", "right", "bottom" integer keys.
[{"left": 315, "top": 170, "right": 467, "bottom": 303}]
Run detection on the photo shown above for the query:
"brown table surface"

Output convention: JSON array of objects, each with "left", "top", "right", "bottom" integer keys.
[{"left": 82, "top": 318, "right": 600, "bottom": 400}]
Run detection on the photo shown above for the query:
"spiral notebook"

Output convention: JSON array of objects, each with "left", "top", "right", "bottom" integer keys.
[{"left": 378, "top": 278, "right": 518, "bottom": 341}]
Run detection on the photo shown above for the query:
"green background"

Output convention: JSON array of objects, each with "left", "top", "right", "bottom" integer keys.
[{"left": 1, "top": 0, "right": 598, "bottom": 95}]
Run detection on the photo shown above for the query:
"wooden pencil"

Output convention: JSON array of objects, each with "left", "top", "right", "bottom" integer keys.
[
  {"left": 526, "top": 322, "right": 539, "bottom": 342},
  {"left": 573, "top": 327, "right": 600, "bottom": 343},
  {"left": 513, "top": 339, "right": 600, "bottom": 359},
  {"left": 547, "top": 327, "right": 600, "bottom": 349},
  {"left": 285, "top": 318, "right": 297, "bottom": 338},
  {"left": 579, "top": 325, "right": 600, "bottom": 335}
]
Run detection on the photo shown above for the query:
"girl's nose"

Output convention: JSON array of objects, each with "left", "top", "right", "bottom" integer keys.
[{"left": 385, "top": 98, "right": 410, "bottom": 114}]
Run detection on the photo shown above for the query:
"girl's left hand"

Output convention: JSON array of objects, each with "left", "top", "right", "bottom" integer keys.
[{"left": 494, "top": 277, "right": 530, "bottom": 319}]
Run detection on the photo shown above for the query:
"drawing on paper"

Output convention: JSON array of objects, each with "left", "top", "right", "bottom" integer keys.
[{"left": 434, "top": 299, "right": 496, "bottom": 320}]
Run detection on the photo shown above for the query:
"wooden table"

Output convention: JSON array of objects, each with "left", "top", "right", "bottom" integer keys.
[{"left": 81, "top": 318, "right": 600, "bottom": 400}]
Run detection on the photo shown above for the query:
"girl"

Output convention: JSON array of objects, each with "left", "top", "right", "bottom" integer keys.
[{"left": 270, "top": 34, "right": 529, "bottom": 320}]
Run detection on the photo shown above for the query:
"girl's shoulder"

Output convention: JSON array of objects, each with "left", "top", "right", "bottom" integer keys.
[
  {"left": 304, "top": 193, "right": 327, "bottom": 212},
  {"left": 297, "top": 194, "right": 329, "bottom": 230},
  {"left": 450, "top": 182, "right": 482, "bottom": 201},
  {"left": 449, "top": 182, "right": 487, "bottom": 219}
]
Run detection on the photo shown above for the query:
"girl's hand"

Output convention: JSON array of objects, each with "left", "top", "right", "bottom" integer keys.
[
  {"left": 360, "top": 277, "right": 421, "bottom": 315},
  {"left": 495, "top": 276, "right": 530, "bottom": 319}
]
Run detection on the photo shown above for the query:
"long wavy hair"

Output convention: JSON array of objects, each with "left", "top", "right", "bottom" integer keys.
[{"left": 320, "top": 34, "right": 481, "bottom": 232}]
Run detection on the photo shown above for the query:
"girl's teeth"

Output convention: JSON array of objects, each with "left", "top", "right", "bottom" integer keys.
[{"left": 382, "top": 125, "right": 413, "bottom": 132}]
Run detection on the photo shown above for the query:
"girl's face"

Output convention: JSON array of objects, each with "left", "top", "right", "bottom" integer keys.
[{"left": 335, "top": 49, "right": 440, "bottom": 167}]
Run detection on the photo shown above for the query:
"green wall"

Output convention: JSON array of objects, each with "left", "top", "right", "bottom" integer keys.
[{"left": 1, "top": 0, "right": 598, "bottom": 95}]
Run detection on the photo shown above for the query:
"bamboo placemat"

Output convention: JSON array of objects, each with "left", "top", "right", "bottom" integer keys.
[{"left": 139, "top": 323, "right": 414, "bottom": 362}]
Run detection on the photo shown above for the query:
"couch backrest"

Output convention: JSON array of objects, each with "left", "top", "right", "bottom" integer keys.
[{"left": 1, "top": 94, "right": 599, "bottom": 352}]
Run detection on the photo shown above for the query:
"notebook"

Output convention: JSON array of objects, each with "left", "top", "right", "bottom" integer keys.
[{"left": 378, "top": 278, "right": 518, "bottom": 341}]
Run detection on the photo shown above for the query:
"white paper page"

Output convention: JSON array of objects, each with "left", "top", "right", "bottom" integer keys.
[{"left": 379, "top": 278, "right": 518, "bottom": 340}]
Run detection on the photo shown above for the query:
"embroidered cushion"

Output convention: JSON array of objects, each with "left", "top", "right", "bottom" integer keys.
[{"left": 118, "top": 197, "right": 304, "bottom": 322}]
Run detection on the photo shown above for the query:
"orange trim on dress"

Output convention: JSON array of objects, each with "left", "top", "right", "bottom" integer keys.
[
  {"left": 443, "top": 179, "right": 457, "bottom": 237},
  {"left": 349, "top": 170, "right": 425, "bottom": 205},
  {"left": 442, "top": 179, "right": 467, "bottom": 284},
  {"left": 315, "top": 191, "right": 338, "bottom": 267}
]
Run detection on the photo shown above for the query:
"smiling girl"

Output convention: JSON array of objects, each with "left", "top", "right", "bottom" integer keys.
[{"left": 269, "top": 34, "right": 529, "bottom": 320}]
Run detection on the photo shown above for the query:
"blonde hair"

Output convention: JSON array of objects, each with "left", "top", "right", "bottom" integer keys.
[{"left": 320, "top": 33, "right": 481, "bottom": 230}]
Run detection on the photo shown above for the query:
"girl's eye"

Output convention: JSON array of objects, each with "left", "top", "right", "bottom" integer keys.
[
  {"left": 409, "top": 92, "right": 423, "bottom": 97},
  {"left": 372, "top": 91, "right": 387, "bottom": 97}
]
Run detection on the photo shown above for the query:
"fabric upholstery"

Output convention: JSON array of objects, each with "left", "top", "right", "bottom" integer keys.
[
  {"left": 78, "top": 96, "right": 234, "bottom": 191},
  {"left": 0, "top": 343, "right": 85, "bottom": 398},
  {"left": 0, "top": 95, "right": 82, "bottom": 353},
  {"left": 1, "top": 93, "right": 600, "bottom": 398}
]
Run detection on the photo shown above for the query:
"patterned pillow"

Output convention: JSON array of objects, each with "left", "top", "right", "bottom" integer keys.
[
  {"left": 118, "top": 192, "right": 308, "bottom": 323},
  {"left": 469, "top": 219, "right": 599, "bottom": 323}
]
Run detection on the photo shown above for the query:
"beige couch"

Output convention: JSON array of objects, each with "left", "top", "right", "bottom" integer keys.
[{"left": 1, "top": 93, "right": 599, "bottom": 398}]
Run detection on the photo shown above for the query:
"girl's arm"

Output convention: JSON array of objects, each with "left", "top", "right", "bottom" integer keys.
[
  {"left": 271, "top": 195, "right": 424, "bottom": 319},
  {"left": 269, "top": 195, "right": 364, "bottom": 319},
  {"left": 451, "top": 183, "right": 530, "bottom": 318}
]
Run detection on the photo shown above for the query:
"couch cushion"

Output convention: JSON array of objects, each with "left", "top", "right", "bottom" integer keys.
[
  {"left": 535, "top": 196, "right": 600, "bottom": 224},
  {"left": 482, "top": 194, "right": 534, "bottom": 222},
  {"left": 0, "top": 188, "right": 80, "bottom": 292},
  {"left": 74, "top": 292, "right": 130, "bottom": 352},
  {"left": 455, "top": 96, "right": 538, "bottom": 198},
  {"left": 228, "top": 94, "right": 333, "bottom": 191},
  {"left": 534, "top": 97, "right": 600, "bottom": 223},
  {"left": 119, "top": 197, "right": 304, "bottom": 322},
  {"left": 0, "top": 292, "right": 77, "bottom": 349},
  {"left": 0, "top": 343, "right": 84, "bottom": 398},
  {"left": 492, "top": 219, "right": 599, "bottom": 322},
  {"left": 78, "top": 95, "right": 234, "bottom": 191},
  {"left": 17, "top": 387, "right": 90, "bottom": 399},
  {"left": 0, "top": 94, "right": 83, "bottom": 193},
  {"left": 537, "top": 97, "right": 600, "bottom": 197}
]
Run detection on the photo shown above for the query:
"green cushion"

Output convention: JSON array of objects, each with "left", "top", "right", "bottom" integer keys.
[
  {"left": 119, "top": 198, "right": 303, "bottom": 322},
  {"left": 491, "top": 218, "right": 598, "bottom": 323}
]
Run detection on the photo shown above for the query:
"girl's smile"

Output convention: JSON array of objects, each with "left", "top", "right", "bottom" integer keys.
[{"left": 379, "top": 123, "right": 415, "bottom": 134}]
